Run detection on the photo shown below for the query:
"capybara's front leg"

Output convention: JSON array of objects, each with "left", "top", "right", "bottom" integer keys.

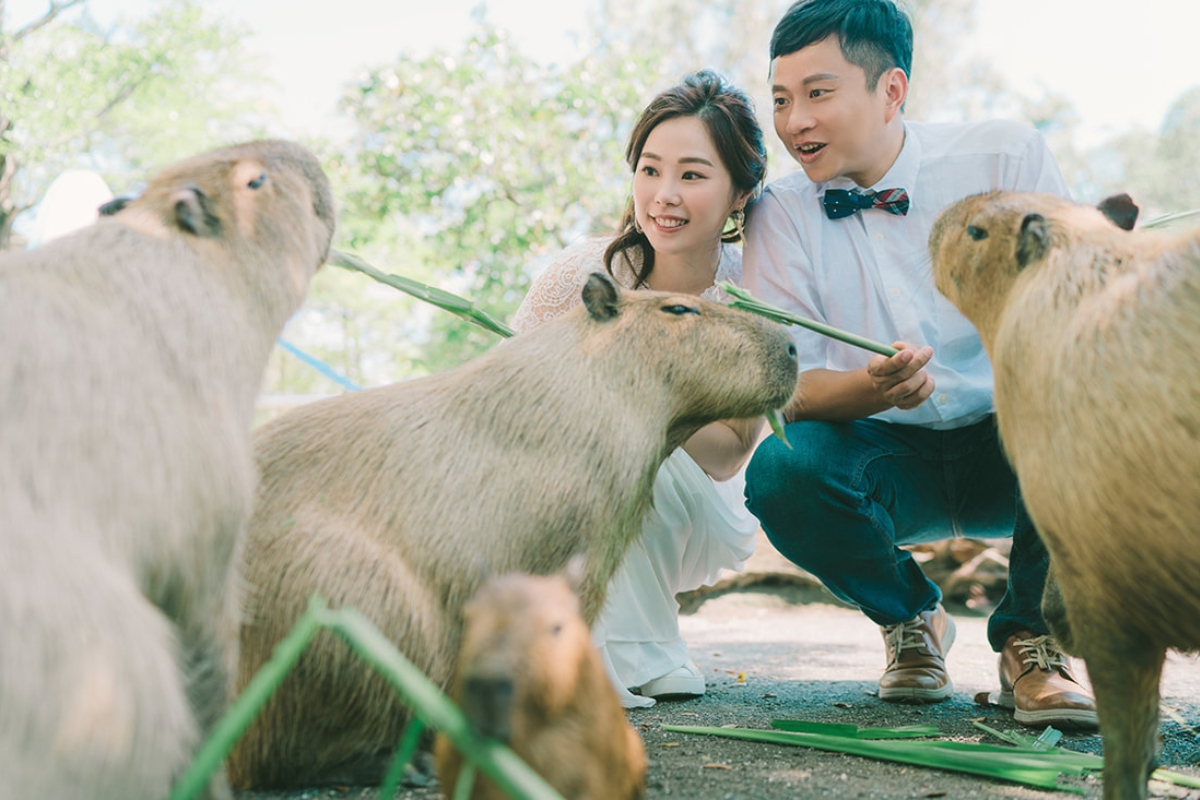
[{"left": 1089, "top": 645, "right": 1164, "bottom": 800}]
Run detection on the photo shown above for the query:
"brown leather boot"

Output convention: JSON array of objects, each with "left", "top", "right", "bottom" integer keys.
[
  {"left": 878, "top": 604, "right": 955, "bottom": 703},
  {"left": 998, "top": 631, "right": 1098, "bottom": 729}
]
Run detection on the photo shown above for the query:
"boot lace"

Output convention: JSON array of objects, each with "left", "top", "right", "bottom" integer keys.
[
  {"left": 884, "top": 617, "right": 928, "bottom": 657},
  {"left": 1013, "top": 634, "right": 1068, "bottom": 671}
]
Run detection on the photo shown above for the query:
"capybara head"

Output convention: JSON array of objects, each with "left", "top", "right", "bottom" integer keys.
[
  {"left": 453, "top": 567, "right": 594, "bottom": 743},
  {"left": 103, "top": 139, "right": 336, "bottom": 308},
  {"left": 575, "top": 272, "right": 798, "bottom": 440},
  {"left": 928, "top": 191, "right": 1139, "bottom": 346}
]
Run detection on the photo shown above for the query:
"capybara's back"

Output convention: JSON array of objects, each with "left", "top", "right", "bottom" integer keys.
[
  {"left": 435, "top": 568, "right": 647, "bottom": 799},
  {"left": 229, "top": 272, "right": 796, "bottom": 788},
  {"left": 930, "top": 191, "right": 1200, "bottom": 800},
  {"left": 0, "top": 139, "right": 334, "bottom": 800}
]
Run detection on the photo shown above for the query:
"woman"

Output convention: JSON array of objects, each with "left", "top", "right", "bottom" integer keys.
[{"left": 512, "top": 70, "right": 769, "bottom": 708}]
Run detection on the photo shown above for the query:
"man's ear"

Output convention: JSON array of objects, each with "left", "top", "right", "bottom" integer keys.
[{"left": 882, "top": 67, "right": 908, "bottom": 121}]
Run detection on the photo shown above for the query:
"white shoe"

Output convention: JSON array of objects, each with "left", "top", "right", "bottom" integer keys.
[{"left": 637, "top": 661, "right": 706, "bottom": 699}]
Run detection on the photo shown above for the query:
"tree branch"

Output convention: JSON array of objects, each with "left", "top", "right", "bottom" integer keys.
[{"left": 13, "top": 0, "right": 85, "bottom": 43}]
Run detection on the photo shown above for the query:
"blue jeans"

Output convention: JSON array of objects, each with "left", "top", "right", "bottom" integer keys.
[{"left": 745, "top": 416, "right": 1048, "bottom": 652}]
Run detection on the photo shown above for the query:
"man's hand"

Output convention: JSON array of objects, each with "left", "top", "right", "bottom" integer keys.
[{"left": 867, "top": 342, "right": 934, "bottom": 410}]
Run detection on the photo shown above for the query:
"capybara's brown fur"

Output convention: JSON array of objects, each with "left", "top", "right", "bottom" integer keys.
[
  {"left": 0, "top": 140, "right": 335, "bottom": 800},
  {"left": 930, "top": 191, "right": 1200, "bottom": 800},
  {"left": 228, "top": 272, "right": 797, "bottom": 788},
  {"left": 434, "top": 567, "right": 647, "bottom": 800}
]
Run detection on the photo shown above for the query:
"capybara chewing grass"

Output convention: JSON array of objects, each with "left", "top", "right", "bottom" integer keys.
[
  {"left": 435, "top": 565, "right": 647, "bottom": 799},
  {"left": 0, "top": 139, "right": 334, "bottom": 800},
  {"left": 930, "top": 191, "right": 1200, "bottom": 800},
  {"left": 228, "top": 271, "right": 798, "bottom": 788}
]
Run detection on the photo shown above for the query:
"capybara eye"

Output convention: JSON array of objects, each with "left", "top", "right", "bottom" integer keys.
[
  {"left": 966, "top": 225, "right": 988, "bottom": 241},
  {"left": 661, "top": 304, "right": 699, "bottom": 316},
  {"left": 248, "top": 172, "right": 267, "bottom": 190}
]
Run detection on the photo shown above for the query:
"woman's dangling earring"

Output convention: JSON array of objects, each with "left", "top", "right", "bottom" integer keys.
[{"left": 729, "top": 208, "right": 745, "bottom": 240}]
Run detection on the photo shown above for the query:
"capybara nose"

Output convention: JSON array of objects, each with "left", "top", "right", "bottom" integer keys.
[{"left": 462, "top": 675, "right": 515, "bottom": 742}]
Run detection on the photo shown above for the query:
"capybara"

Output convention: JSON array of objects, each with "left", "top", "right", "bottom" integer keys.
[
  {"left": 0, "top": 140, "right": 335, "bottom": 800},
  {"left": 929, "top": 191, "right": 1200, "bottom": 800},
  {"left": 228, "top": 271, "right": 798, "bottom": 788},
  {"left": 434, "top": 564, "right": 647, "bottom": 799}
]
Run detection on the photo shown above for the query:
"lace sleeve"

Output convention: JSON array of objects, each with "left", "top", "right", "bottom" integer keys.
[{"left": 511, "top": 237, "right": 615, "bottom": 333}]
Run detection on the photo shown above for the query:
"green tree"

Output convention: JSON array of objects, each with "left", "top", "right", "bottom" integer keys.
[
  {"left": 0, "top": 0, "right": 270, "bottom": 248},
  {"left": 318, "top": 20, "right": 659, "bottom": 376}
]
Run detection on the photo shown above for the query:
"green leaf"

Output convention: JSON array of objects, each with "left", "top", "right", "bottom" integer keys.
[
  {"left": 720, "top": 283, "right": 900, "bottom": 357},
  {"left": 666, "top": 723, "right": 1104, "bottom": 794},
  {"left": 329, "top": 249, "right": 516, "bottom": 339}
]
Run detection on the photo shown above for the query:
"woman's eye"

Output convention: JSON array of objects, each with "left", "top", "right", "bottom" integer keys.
[
  {"left": 662, "top": 304, "right": 699, "bottom": 316},
  {"left": 967, "top": 225, "right": 988, "bottom": 241},
  {"left": 640, "top": 165, "right": 658, "bottom": 177}
]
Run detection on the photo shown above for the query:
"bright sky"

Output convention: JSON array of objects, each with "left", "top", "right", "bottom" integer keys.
[{"left": 9, "top": 0, "right": 1200, "bottom": 149}]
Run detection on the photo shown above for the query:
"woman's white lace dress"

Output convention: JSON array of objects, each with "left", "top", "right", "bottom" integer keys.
[{"left": 512, "top": 236, "right": 759, "bottom": 707}]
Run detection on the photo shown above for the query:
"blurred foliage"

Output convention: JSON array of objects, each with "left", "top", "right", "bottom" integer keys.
[
  {"left": 305, "top": 20, "right": 660, "bottom": 376},
  {"left": 0, "top": 0, "right": 272, "bottom": 246}
]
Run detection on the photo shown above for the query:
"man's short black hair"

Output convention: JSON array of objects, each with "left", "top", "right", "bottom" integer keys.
[{"left": 770, "top": 0, "right": 913, "bottom": 89}]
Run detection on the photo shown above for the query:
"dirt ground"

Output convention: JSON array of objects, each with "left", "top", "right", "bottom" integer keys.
[{"left": 236, "top": 537, "right": 1200, "bottom": 800}]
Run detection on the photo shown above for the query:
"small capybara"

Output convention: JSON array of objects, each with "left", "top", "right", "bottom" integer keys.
[
  {"left": 930, "top": 191, "right": 1200, "bottom": 800},
  {"left": 228, "top": 271, "right": 798, "bottom": 788},
  {"left": 0, "top": 140, "right": 335, "bottom": 800},
  {"left": 434, "top": 564, "right": 647, "bottom": 800}
]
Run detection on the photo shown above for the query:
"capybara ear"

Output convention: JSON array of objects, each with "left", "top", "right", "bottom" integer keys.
[
  {"left": 98, "top": 195, "right": 135, "bottom": 217},
  {"left": 1097, "top": 193, "right": 1139, "bottom": 231},
  {"left": 563, "top": 554, "right": 587, "bottom": 594},
  {"left": 172, "top": 184, "right": 223, "bottom": 238},
  {"left": 1016, "top": 213, "right": 1050, "bottom": 269},
  {"left": 582, "top": 272, "right": 620, "bottom": 322}
]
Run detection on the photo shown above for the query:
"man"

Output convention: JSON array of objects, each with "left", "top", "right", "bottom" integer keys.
[{"left": 742, "top": 0, "right": 1097, "bottom": 727}]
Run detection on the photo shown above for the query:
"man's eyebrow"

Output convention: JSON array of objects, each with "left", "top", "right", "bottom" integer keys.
[
  {"left": 803, "top": 72, "right": 840, "bottom": 85},
  {"left": 772, "top": 73, "right": 841, "bottom": 93}
]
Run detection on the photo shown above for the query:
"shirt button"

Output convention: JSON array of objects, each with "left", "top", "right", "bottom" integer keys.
[
  {"left": 890, "top": 288, "right": 900, "bottom": 297},
  {"left": 937, "top": 394, "right": 948, "bottom": 404},
  {"left": 875, "top": 233, "right": 884, "bottom": 242}
]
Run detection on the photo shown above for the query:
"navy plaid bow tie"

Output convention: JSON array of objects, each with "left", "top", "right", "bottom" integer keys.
[{"left": 823, "top": 187, "right": 910, "bottom": 219}]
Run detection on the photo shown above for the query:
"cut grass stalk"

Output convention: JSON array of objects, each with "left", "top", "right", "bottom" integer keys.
[
  {"left": 720, "top": 283, "right": 899, "bottom": 357},
  {"left": 169, "top": 596, "right": 565, "bottom": 800},
  {"left": 328, "top": 249, "right": 515, "bottom": 339},
  {"left": 666, "top": 723, "right": 1104, "bottom": 794},
  {"left": 379, "top": 718, "right": 426, "bottom": 800},
  {"left": 771, "top": 720, "right": 940, "bottom": 739}
]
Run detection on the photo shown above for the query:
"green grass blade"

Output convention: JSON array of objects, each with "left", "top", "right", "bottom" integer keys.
[
  {"left": 1141, "top": 208, "right": 1200, "bottom": 232},
  {"left": 770, "top": 720, "right": 941, "bottom": 739},
  {"left": 166, "top": 597, "right": 326, "bottom": 800},
  {"left": 379, "top": 718, "right": 427, "bottom": 800},
  {"left": 720, "top": 283, "right": 899, "bottom": 357},
  {"left": 666, "top": 724, "right": 1098, "bottom": 793},
  {"left": 453, "top": 762, "right": 479, "bottom": 800},
  {"left": 1153, "top": 769, "right": 1200, "bottom": 789},
  {"left": 328, "top": 249, "right": 516, "bottom": 339},
  {"left": 765, "top": 408, "right": 791, "bottom": 448}
]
